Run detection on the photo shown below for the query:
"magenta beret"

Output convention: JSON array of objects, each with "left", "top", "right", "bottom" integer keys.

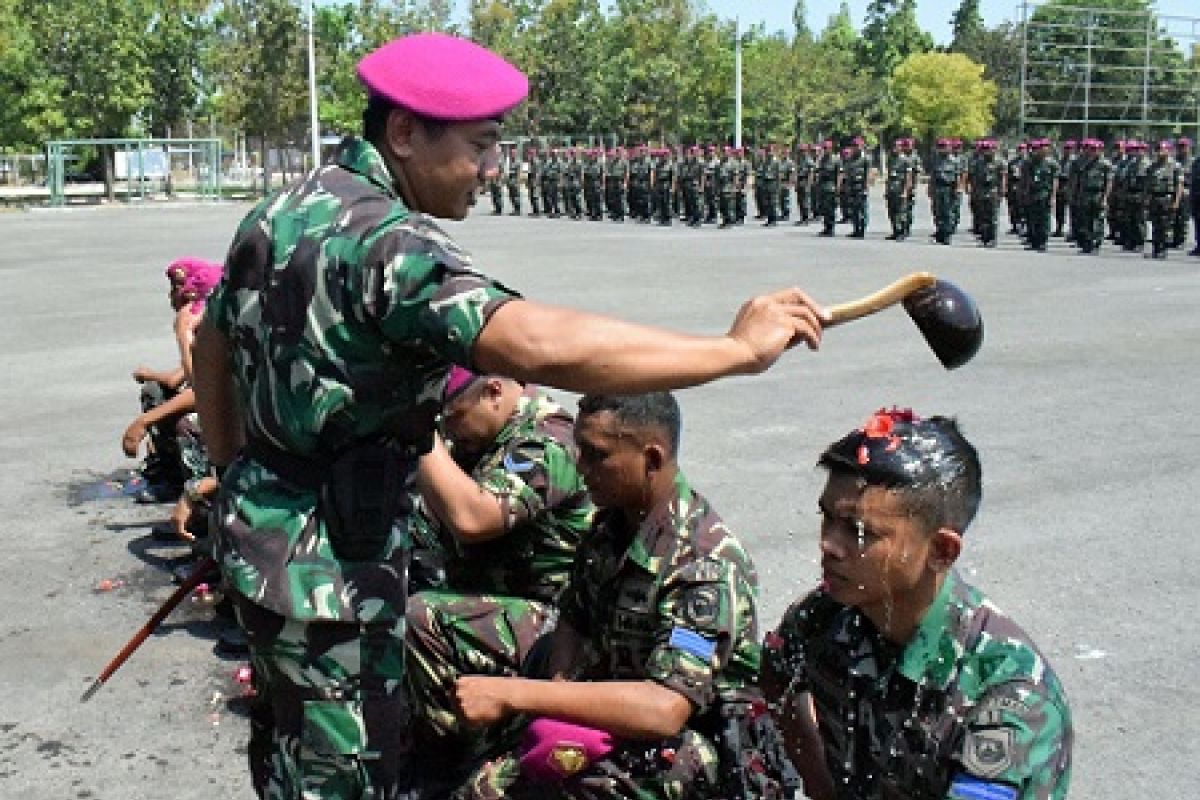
[
  {"left": 443, "top": 365, "right": 479, "bottom": 402},
  {"left": 357, "top": 33, "right": 528, "bottom": 121}
]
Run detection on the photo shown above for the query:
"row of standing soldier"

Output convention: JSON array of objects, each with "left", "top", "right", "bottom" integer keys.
[{"left": 483, "top": 137, "right": 1197, "bottom": 257}]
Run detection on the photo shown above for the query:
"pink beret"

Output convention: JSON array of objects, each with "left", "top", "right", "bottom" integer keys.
[
  {"left": 443, "top": 365, "right": 479, "bottom": 402},
  {"left": 852, "top": 136, "right": 864, "bottom": 145},
  {"left": 519, "top": 718, "right": 613, "bottom": 782},
  {"left": 166, "top": 257, "right": 223, "bottom": 313},
  {"left": 357, "top": 33, "right": 528, "bottom": 121},
  {"left": 1178, "top": 137, "right": 1192, "bottom": 146}
]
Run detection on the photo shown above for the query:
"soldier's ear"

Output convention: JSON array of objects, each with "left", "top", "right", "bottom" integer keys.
[
  {"left": 927, "top": 528, "right": 962, "bottom": 573},
  {"left": 386, "top": 108, "right": 417, "bottom": 159}
]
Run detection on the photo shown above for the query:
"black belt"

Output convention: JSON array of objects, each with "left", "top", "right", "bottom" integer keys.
[{"left": 244, "top": 438, "right": 329, "bottom": 491}]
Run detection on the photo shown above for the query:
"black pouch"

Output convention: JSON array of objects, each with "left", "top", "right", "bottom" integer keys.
[{"left": 321, "top": 440, "right": 408, "bottom": 562}]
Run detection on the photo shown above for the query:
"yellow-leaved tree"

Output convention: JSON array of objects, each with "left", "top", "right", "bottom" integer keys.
[{"left": 891, "top": 52, "right": 996, "bottom": 143}]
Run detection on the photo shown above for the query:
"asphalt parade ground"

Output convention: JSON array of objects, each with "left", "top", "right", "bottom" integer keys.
[{"left": 0, "top": 192, "right": 1196, "bottom": 799}]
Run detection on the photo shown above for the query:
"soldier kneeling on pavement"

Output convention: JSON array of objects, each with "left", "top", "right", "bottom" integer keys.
[
  {"left": 405, "top": 367, "right": 594, "bottom": 789},
  {"left": 762, "top": 409, "right": 1073, "bottom": 800},
  {"left": 448, "top": 392, "right": 795, "bottom": 800}
]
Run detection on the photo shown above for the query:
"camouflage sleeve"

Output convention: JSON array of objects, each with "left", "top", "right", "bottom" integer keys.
[
  {"left": 475, "top": 435, "right": 573, "bottom": 531},
  {"left": 643, "top": 556, "right": 754, "bottom": 712},
  {"left": 205, "top": 202, "right": 272, "bottom": 336},
  {"left": 949, "top": 679, "right": 1072, "bottom": 800},
  {"left": 364, "top": 224, "right": 519, "bottom": 367},
  {"left": 555, "top": 539, "right": 594, "bottom": 637}
]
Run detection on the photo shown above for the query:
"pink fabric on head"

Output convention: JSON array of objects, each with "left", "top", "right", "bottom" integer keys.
[
  {"left": 519, "top": 718, "right": 614, "bottom": 783},
  {"left": 443, "top": 365, "right": 479, "bottom": 402},
  {"left": 166, "top": 257, "right": 223, "bottom": 314},
  {"left": 357, "top": 33, "right": 528, "bottom": 121}
]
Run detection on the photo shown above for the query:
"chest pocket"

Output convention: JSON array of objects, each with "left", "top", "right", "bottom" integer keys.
[{"left": 607, "top": 575, "right": 659, "bottom": 679}]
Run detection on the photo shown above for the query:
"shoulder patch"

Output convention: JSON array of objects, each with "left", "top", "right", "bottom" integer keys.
[
  {"left": 961, "top": 727, "right": 1015, "bottom": 779},
  {"left": 947, "top": 775, "right": 1018, "bottom": 800},
  {"left": 503, "top": 451, "right": 535, "bottom": 473},
  {"left": 668, "top": 627, "right": 716, "bottom": 661}
]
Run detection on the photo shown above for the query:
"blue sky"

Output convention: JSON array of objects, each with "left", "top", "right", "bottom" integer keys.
[{"left": 707, "top": 0, "right": 1199, "bottom": 45}]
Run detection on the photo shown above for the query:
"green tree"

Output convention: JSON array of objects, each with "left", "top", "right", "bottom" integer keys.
[
  {"left": 1024, "top": 0, "right": 1197, "bottom": 140},
  {"left": 859, "top": 0, "right": 933, "bottom": 79},
  {"left": 952, "top": 22, "right": 1022, "bottom": 137},
  {"left": 144, "top": 0, "right": 213, "bottom": 138},
  {"left": 212, "top": 0, "right": 308, "bottom": 193},
  {"left": 949, "top": 0, "right": 983, "bottom": 52},
  {"left": 892, "top": 51, "right": 996, "bottom": 143},
  {"left": 792, "top": 0, "right": 812, "bottom": 42}
]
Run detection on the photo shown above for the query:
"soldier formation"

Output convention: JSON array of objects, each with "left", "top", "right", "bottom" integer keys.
[{"left": 482, "top": 135, "right": 1200, "bottom": 260}]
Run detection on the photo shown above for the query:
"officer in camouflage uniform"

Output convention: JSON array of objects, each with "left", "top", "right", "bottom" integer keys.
[
  {"left": 605, "top": 147, "right": 628, "bottom": 222},
  {"left": 965, "top": 139, "right": 984, "bottom": 237},
  {"left": 653, "top": 148, "right": 676, "bottom": 226},
  {"left": 1020, "top": 138, "right": 1058, "bottom": 252},
  {"left": 815, "top": 140, "right": 842, "bottom": 237},
  {"left": 701, "top": 145, "right": 719, "bottom": 223},
  {"left": 760, "top": 146, "right": 781, "bottom": 226},
  {"left": 628, "top": 146, "right": 653, "bottom": 223},
  {"left": 763, "top": 409, "right": 1073, "bottom": 800},
  {"left": 193, "top": 33, "right": 829, "bottom": 800},
  {"left": 778, "top": 145, "right": 795, "bottom": 221},
  {"left": 842, "top": 136, "right": 871, "bottom": 238},
  {"left": 486, "top": 164, "right": 504, "bottom": 215},
  {"left": 753, "top": 147, "right": 768, "bottom": 220},
  {"left": 736, "top": 147, "right": 751, "bottom": 224},
  {"left": 884, "top": 139, "right": 912, "bottom": 241},
  {"left": 542, "top": 149, "right": 562, "bottom": 218},
  {"left": 1074, "top": 139, "right": 1112, "bottom": 254},
  {"left": 582, "top": 149, "right": 604, "bottom": 221},
  {"left": 1053, "top": 140, "right": 1075, "bottom": 237},
  {"left": 1144, "top": 139, "right": 1183, "bottom": 259},
  {"left": 504, "top": 148, "right": 522, "bottom": 215},
  {"left": 717, "top": 146, "right": 738, "bottom": 228},
  {"left": 793, "top": 143, "right": 814, "bottom": 225},
  {"left": 562, "top": 148, "right": 583, "bottom": 220},
  {"left": 949, "top": 139, "right": 966, "bottom": 233},
  {"left": 526, "top": 147, "right": 542, "bottom": 217},
  {"left": 1121, "top": 141, "right": 1150, "bottom": 251},
  {"left": 1172, "top": 137, "right": 1192, "bottom": 250},
  {"left": 929, "top": 138, "right": 960, "bottom": 245},
  {"left": 967, "top": 140, "right": 1005, "bottom": 247},
  {"left": 680, "top": 146, "right": 704, "bottom": 227},
  {"left": 405, "top": 370, "right": 593, "bottom": 783},
  {"left": 1005, "top": 142, "right": 1027, "bottom": 236},
  {"left": 452, "top": 392, "right": 787, "bottom": 800}
]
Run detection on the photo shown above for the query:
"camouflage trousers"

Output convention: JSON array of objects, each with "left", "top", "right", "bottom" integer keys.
[
  {"left": 459, "top": 727, "right": 720, "bottom": 800},
  {"left": 405, "top": 591, "right": 554, "bottom": 776},
  {"left": 233, "top": 592, "right": 415, "bottom": 800}
]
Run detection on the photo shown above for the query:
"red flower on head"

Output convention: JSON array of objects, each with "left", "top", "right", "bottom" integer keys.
[{"left": 863, "top": 413, "right": 894, "bottom": 439}]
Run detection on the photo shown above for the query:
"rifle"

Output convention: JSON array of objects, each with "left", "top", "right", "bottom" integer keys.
[{"left": 80, "top": 556, "right": 218, "bottom": 702}]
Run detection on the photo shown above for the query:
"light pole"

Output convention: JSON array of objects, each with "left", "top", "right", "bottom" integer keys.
[
  {"left": 734, "top": 17, "right": 743, "bottom": 148},
  {"left": 306, "top": 0, "right": 320, "bottom": 168}
]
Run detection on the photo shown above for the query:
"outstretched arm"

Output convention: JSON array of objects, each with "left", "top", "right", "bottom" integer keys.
[{"left": 473, "top": 289, "right": 827, "bottom": 394}]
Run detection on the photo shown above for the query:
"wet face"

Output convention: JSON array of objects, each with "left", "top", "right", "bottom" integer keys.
[
  {"left": 441, "top": 379, "right": 509, "bottom": 455},
  {"left": 816, "top": 471, "right": 935, "bottom": 618},
  {"left": 391, "top": 115, "right": 502, "bottom": 219},
  {"left": 573, "top": 411, "right": 650, "bottom": 511}
]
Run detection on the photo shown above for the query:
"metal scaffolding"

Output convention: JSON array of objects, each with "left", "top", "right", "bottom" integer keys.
[
  {"left": 44, "top": 138, "right": 222, "bottom": 206},
  {"left": 1018, "top": 2, "right": 1199, "bottom": 140}
]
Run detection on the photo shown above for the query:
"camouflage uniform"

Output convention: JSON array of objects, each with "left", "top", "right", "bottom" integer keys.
[
  {"left": 461, "top": 471, "right": 765, "bottom": 800},
  {"left": 1144, "top": 153, "right": 1182, "bottom": 258},
  {"left": 488, "top": 171, "right": 504, "bottom": 215},
  {"left": 717, "top": 153, "right": 739, "bottom": 228},
  {"left": 816, "top": 149, "right": 842, "bottom": 235},
  {"left": 605, "top": 153, "right": 628, "bottom": 222},
  {"left": 763, "top": 570, "right": 1073, "bottom": 800},
  {"left": 842, "top": 149, "right": 871, "bottom": 237},
  {"left": 931, "top": 149, "right": 960, "bottom": 244},
  {"left": 1190, "top": 155, "right": 1200, "bottom": 255},
  {"left": 1021, "top": 153, "right": 1058, "bottom": 251},
  {"left": 527, "top": 154, "right": 543, "bottom": 216},
  {"left": 206, "top": 136, "right": 519, "bottom": 800},
  {"left": 778, "top": 152, "right": 794, "bottom": 220},
  {"left": 969, "top": 150, "right": 1005, "bottom": 247},
  {"left": 406, "top": 389, "right": 593, "bottom": 761},
  {"left": 1005, "top": 150, "right": 1026, "bottom": 235},
  {"left": 794, "top": 148, "right": 814, "bottom": 224},
  {"left": 505, "top": 156, "right": 522, "bottom": 215},
  {"left": 1076, "top": 151, "right": 1112, "bottom": 253},
  {"left": 583, "top": 153, "right": 604, "bottom": 221}
]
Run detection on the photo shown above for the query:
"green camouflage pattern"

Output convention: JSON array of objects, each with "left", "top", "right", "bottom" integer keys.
[
  {"left": 558, "top": 469, "right": 760, "bottom": 713},
  {"left": 205, "top": 135, "right": 518, "bottom": 624},
  {"left": 762, "top": 570, "right": 1072, "bottom": 800},
  {"left": 233, "top": 594, "right": 413, "bottom": 800},
  {"left": 457, "top": 469, "right": 757, "bottom": 800},
  {"left": 406, "top": 591, "right": 553, "bottom": 757},
  {"left": 441, "top": 389, "right": 593, "bottom": 602}
]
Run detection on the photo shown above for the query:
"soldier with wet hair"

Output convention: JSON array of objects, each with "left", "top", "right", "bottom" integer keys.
[{"left": 762, "top": 409, "right": 1072, "bottom": 800}]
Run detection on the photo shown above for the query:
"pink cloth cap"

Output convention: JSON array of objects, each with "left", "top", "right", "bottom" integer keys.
[
  {"left": 443, "top": 365, "right": 479, "bottom": 402},
  {"left": 357, "top": 33, "right": 528, "bottom": 122},
  {"left": 519, "top": 718, "right": 614, "bottom": 782}
]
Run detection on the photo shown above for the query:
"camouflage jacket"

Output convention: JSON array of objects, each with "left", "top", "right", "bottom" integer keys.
[
  {"left": 762, "top": 570, "right": 1072, "bottom": 800},
  {"left": 206, "top": 136, "right": 518, "bottom": 623},
  {"left": 437, "top": 389, "right": 594, "bottom": 603},
  {"left": 557, "top": 470, "right": 761, "bottom": 717}
]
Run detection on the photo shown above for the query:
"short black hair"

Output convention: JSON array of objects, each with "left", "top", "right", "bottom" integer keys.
[
  {"left": 577, "top": 392, "right": 681, "bottom": 457},
  {"left": 362, "top": 94, "right": 449, "bottom": 147},
  {"left": 818, "top": 415, "right": 982, "bottom": 534}
]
